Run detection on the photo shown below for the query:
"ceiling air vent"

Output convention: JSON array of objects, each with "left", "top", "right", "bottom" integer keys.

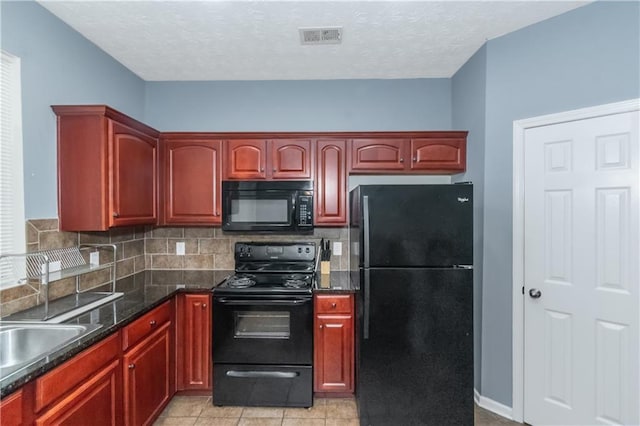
[{"left": 299, "top": 27, "right": 342, "bottom": 45}]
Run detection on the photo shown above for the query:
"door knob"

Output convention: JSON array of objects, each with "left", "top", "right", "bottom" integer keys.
[{"left": 529, "top": 288, "right": 542, "bottom": 299}]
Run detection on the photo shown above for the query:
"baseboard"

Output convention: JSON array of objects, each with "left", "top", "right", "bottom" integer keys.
[{"left": 473, "top": 388, "right": 514, "bottom": 421}]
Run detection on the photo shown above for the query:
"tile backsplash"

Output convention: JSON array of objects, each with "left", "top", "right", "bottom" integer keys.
[{"left": 0, "top": 219, "right": 348, "bottom": 317}]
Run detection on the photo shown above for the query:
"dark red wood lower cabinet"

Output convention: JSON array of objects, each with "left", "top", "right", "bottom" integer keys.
[
  {"left": 177, "top": 294, "right": 212, "bottom": 391},
  {"left": 123, "top": 323, "right": 172, "bottom": 426},
  {"left": 314, "top": 294, "right": 355, "bottom": 393}
]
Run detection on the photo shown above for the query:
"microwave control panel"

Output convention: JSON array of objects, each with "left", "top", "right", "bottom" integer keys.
[{"left": 298, "top": 195, "right": 313, "bottom": 226}]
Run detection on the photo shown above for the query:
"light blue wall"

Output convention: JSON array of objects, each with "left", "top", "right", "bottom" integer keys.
[
  {"left": 480, "top": 0, "right": 640, "bottom": 406},
  {"left": 1, "top": 1, "right": 145, "bottom": 219},
  {"left": 451, "top": 44, "right": 487, "bottom": 392},
  {"left": 144, "top": 79, "right": 452, "bottom": 131}
]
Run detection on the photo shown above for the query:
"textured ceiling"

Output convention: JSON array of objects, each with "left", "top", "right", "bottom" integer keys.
[{"left": 38, "top": 1, "right": 590, "bottom": 81}]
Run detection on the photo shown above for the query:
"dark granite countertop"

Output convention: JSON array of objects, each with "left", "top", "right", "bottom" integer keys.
[
  {"left": 0, "top": 269, "right": 233, "bottom": 399},
  {"left": 313, "top": 271, "right": 357, "bottom": 293}
]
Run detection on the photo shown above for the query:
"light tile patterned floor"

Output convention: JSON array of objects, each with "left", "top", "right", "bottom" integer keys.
[{"left": 154, "top": 396, "right": 521, "bottom": 426}]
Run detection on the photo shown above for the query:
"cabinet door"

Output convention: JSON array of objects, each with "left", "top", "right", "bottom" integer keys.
[
  {"left": 314, "top": 314, "right": 354, "bottom": 393},
  {"left": 177, "top": 294, "right": 212, "bottom": 391},
  {"left": 35, "top": 361, "right": 121, "bottom": 426},
  {"left": 315, "top": 139, "right": 347, "bottom": 225},
  {"left": 111, "top": 121, "right": 158, "bottom": 226},
  {"left": 350, "top": 138, "right": 408, "bottom": 172},
  {"left": 410, "top": 138, "right": 466, "bottom": 172},
  {"left": 271, "top": 139, "right": 312, "bottom": 179},
  {"left": 163, "top": 139, "right": 222, "bottom": 225},
  {"left": 225, "top": 139, "right": 267, "bottom": 179},
  {"left": 1, "top": 389, "right": 24, "bottom": 426},
  {"left": 123, "top": 323, "right": 171, "bottom": 426}
]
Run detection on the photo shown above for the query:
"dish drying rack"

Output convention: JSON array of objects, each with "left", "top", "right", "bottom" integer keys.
[{"left": 0, "top": 244, "right": 121, "bottom": 321}]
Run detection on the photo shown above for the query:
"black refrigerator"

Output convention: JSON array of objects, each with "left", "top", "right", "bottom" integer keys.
[{"left": 350, "top": 184, "right": 473, "bottom": 426}]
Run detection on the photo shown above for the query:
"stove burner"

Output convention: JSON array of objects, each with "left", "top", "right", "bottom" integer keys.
[
  {"left": 283, "top": 279, "right": 308, "bottom": 289},
  {"left": 226, "top": 275, "right": 256, "bottom": 288}
]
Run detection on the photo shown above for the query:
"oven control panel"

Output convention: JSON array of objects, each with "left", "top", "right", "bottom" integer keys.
[{"left": 235, "top": 242, "right": 316, "bottom": 261}]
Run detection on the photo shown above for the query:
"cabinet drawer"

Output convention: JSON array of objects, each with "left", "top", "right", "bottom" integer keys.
[
  {"left": 315, "top": 294, "right": 353, "bottom": 314},
  {"left": 123, "top": 301, "right": 171, "bottom": 351},
  {"left": 35, "top": 332, "right": 119, "bottom": 412}
]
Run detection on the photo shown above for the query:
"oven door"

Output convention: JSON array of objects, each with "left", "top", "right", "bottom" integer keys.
[
  {"left": 213, "top": 294, "right": 313, "bottom": 365},
  {"left": 222, "top": 189, "right": 295, "bottom": 232}
]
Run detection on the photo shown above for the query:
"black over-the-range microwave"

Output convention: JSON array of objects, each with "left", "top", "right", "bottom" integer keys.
[{"left": 221, "top": 180, "right": 314, "bottom": 233}]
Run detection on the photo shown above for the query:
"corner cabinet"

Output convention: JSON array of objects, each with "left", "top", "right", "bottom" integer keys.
[
  {"left": 161, "top": 137, "right": 222, "bottom": 225},
  {"left": 176, "top": 293, "right": 212, "bottom": 392},
  {"left": 53, "top": 105, "right": 159, "bottom": 231},
  {"left": 314, "top": 294, "right": 355, "bottom": 394}
]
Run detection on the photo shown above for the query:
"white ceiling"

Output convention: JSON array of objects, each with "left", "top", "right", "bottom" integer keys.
[{"left": 38, "top": 1, "right": 590, "bottom": 81}]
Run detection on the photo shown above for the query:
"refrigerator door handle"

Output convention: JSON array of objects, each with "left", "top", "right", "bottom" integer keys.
[
  {"left": 364, "top": 269, "right": 370, "bottom": 339},
  {"left": 363, "top": 195, "right": 370, "bottom": 268}
]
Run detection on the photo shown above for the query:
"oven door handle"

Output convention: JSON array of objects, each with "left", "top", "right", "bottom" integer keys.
[
  {"left": 226, "top": 370, "right": 299, "bottom": 379},
  {"left": 215, "top": 298, "right": 310, "bottom": 306}
]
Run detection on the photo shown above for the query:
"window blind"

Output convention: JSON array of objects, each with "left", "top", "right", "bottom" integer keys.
[{"left": 0, "top": 50, "right": 26, "bottom": 288}]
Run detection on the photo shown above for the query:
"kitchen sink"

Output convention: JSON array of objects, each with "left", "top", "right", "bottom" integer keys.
[{"left": 0, "top": 322, "right": 101, "bottom": 381}]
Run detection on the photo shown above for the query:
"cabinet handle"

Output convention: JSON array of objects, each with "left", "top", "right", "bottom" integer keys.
[
  {"left": 149, "top": 320, "right": 157, "bottom": 326},
  {"left": 113, "top": 212, "right": 119, "bottom": 218},
  {"left": 399, "top": 158, "right": 404, "bottom": 163},
  {"left": 202, "top": 303, "right": 207, "bottom": 308},
  {"left": 331, "top": 303, "right": 337, "bottom": 308},
  {"left": 128, "top": 364, "right": 135, "bottom": 369}
]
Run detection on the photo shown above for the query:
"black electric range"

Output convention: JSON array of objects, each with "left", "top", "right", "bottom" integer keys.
[{"left": 212, "top": 242, "right": 316, "bottom": 408}]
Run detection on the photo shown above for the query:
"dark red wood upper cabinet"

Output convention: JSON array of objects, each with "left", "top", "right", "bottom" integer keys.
[
  {"left": 315, "top": 139, "right": 347, "bottom": 226},
  {"left": 162, "top": 138, "right": 222, "bottom": 225},
  {"left": 53, "top": 105, "right": 159, "bottom": 231},
  {"left": 111, "top": 122, "right": 158, "bottom": 227},
  {"left": 410, "top": 138, "right": 467, "bottom": 173},
  {"left": 271, "top": 139, "right": 312, "bottom": 179},
  {"left": 350, "top": 138, "right": 408, "bottom": 172},
  {"left": 225, "top": 139, "right": 268, "bottom": 179},
  {"left": 225, "top": 138, "right": 312, "bottom": 180}
]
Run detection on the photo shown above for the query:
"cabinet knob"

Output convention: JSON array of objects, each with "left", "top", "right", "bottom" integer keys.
[
  {"left": 149, "top": 320, "right": 157, "bottom": 326},
  {"left": 413, "top": 157, "right": 417, "bottom": 162},
  {"left": 202, "top": 303, "right": 207, "bottom": 308},
  {"left": 215, "top": 211, "right": 219, "bottom": 217},
  {"left": 331, "top": 303, "right": 337, "bottom": 308},
  {"left": 319, "top": 324, "right": 323, "bottom": 329},
  {"left": 113, "top": 212, "right": 119, "bottom": 218},
  {"left": 273, "top": 168, "right": 277, "bottom": 172},
  {"left": 260, "top": 168, "right": 265, "bottom": 172},
  {"left": 128, "top": 364, "right": 135, "bottom": 369},
  {"left": 399, "top": 158, "right": 404, "bottom": 163}
]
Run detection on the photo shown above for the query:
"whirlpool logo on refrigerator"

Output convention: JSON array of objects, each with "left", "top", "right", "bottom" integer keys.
[{"left": 457, "top": 197, "right": 470, "bottom": 203}]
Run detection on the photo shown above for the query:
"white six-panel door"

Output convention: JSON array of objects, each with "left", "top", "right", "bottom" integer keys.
[{"left": 523, "top": 110, "right": 639, "bottom": 425}]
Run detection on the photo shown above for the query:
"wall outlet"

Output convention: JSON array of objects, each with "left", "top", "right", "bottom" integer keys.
[
  {"left": 333, "top": 241, "right": 342, "bottom": 256},
  {"left": 176, "top": 242, "right": 185, "bottom": 256},
  {"left": 90, "top": 251, "right": 100, "bottom": 266}
]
